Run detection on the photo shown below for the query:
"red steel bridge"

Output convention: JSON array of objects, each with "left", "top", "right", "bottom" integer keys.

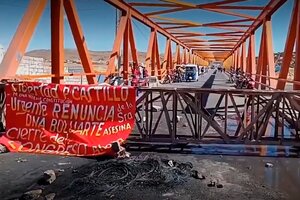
[{"left": 0, "top": 0, "right": 300, "bottom": 147}]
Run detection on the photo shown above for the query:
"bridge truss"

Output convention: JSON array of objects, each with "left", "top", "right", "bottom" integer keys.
[{"left": 0, "top": 0, "right": 298, "bottom": 90}]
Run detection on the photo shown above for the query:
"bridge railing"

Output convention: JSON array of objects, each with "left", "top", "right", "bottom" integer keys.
[
  {"left": 0, "top": 84, "right": 299, "bottom": 146},
  {"left": 131, "top": 87, "right": 300, "bottom": 146}
]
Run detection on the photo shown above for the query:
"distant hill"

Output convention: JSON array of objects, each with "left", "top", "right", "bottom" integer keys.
[
  {"left": 25, "top": 49, "right": 157, "bottom": 63},
  {"left": 26, "top": 49, "right": 295, "bottom": 69}
]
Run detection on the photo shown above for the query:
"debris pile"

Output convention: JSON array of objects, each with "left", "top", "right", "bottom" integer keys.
[{"left": 58, "top": 155, "right": 202, "bottom": 199}]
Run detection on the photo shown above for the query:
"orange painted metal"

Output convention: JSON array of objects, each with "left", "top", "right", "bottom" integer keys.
[
  {"left": 229, "top": 0, "right": 286, "bottom": 57},
  {"left": 146, "top": 29, "right": 156, "bottom": 75},
  {"left": 105, "top": 0, "right": 188, "bottom": 48},
  {"left": 294, "top": 0, "right": 300, "bottom": 90},
  {"left": 241, "top": 42, "right": 246, "bottom": 72},
  {"left": 1, "top": 0, "right": 292, "bottom": 88},
  {"left": 168, "top": 39, "right": 173, "bottom": 69},
  {"left": 123, "top": 18, "right": 129, "bottom": 82},
  {"left": 183, "top": 48, "right": 187, "bottom": 64},
  {"left": 146, "top": 29, "right": 161, "bottom": 77},
  {"left": 106, "top": 13, "right": 128, "bottom": 77},
  {"left": 248, "top": 34, "right": 256, "bottom": 75},
  {"left": 128, "top": 18, "right": 139, "bottom": 73},
  {"left": 236, "top": 47, "right": 240, "bottom": 70},
  {"left": 255, "top": 22, "right": 266, "bottom": 89},
  {"left": 0, "top": 0, "right": 47, "bottom": 78},
  {"left": 51, "top": 0, "right": 64, "bottom": 84},
  {"left": 262, "top": 18, "right": 275, "bottom": 88},
  {"left": 276, "top": 0, "right": 298, "bottom": 90},
  {"left": 162, "top": 38, "right": 171, "bottom": 73},
  {"left": 64, "top": 0, "right": 96, "bottom": 84},
  {"left": 175, "top": 44, "right": 181, "bottom": 66},
  {"left": 153, "top": 35, "right": 161, "bottom": 79}
]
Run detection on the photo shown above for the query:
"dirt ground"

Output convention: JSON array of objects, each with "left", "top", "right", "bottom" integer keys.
[{"left": 1, "top": 151, "right": 300, "bottom": 200}]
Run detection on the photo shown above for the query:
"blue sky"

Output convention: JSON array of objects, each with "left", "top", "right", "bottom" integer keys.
[{"left": 0, "top": 0, "right": 294, "bottom": 56}]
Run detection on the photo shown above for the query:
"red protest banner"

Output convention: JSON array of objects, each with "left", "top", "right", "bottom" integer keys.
[{"left": 0, "top": 82, "right": 136, "bottom": 156}]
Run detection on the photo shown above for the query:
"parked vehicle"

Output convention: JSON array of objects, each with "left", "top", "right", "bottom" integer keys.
[
  {"left": 184, "top": 64, "right": 199, "bottom": 81},
  {"left": 149, "top": 76, "right": 159, "bottom": 87}
]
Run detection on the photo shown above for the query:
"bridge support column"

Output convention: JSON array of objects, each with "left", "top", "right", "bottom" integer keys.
[
  {"left": 127, "top": 18, "right": 139, "bottom": 81},
  {"left": 255, "top": 18, "right": 275, "bottom": 89},
  {"left": 106, "top": 12, "right": 128, "bottom": 77},
  {"left": 276, "top": 0, "right": 299, "bottom": 90},
  {"left": 241, "top": 42, "right": 246, "bottom": 73},
  {"left": 255, "top": 24, "right": 265, "bottom": 89},
  {"left": 183, "top": 48, "right": 187, "bottom": 64},
  {"left": 107, "top": 11, "right": 140, "bottom": 84},
  {"left": 64, "top": 0, "right": 97, "bottom": 84},
  {"left": 175, "top": 44, "right": 181, "bottom": 67},
  {"left": 263, "top": 18, "right": 275, "bottom": 88},
  {"left": 146, "top": 29, "right": 161, "bottom": 77},
  {"left": 0, "top": 0, "right": 47, "bottom": 78},
  {"left": 162, "top": 38, "right": 172, "bottom": 77},
  {"left": 294, "top": 0, "right": 300, "bottom": 90},
  {"left": 51, "top": 0, "right": 64, "bottom": 84},
  {"left": 246, "top": 33, "right": 255, "bottom": 76},
  {"left": 146, "top": 29, "right": 155, "bottom": 76},
  {"left": 236, "top": 47, "right": 240, "bottom": 71}
]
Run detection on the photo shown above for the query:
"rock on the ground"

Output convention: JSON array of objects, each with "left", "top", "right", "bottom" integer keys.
[
  {"left": 20, "top": 189, "right": 43, "bottom": 200},
  {"left": 182, "top": 122, "right": 188, "bottom": 127},
  {"left": 43, "top": 170, "right": 56, "bottom": 184},
  {"left": 190, "top": 170, "right": 205, "bottom": 180},
  {"left": 265, "top": 163, "right": 273, "bottom": 168},
  {"left": 0, "top": 144, "right": 8, "bottom": 153},
  {"left": 45, "top": 193, "right": 56, "bottom": 200}
]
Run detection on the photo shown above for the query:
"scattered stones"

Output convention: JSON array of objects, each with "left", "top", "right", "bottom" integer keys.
[
  {"left": 44, "top": 193, "right": 56, "bottom": 200},
  {"left": 190, "top": 170, "right": 205, "bottom": 180},
  {"left": 20, "top": 189, "right": 43, "bottom": 200},
  {"left": 265, "top": 163, "right": 274, "bottom": 168},
  {"left": 0, "top": 144, "right": 8, "bottom": 153},
  {"left": 117, "top": 146, "right": 131, "bottom": 159},
  {"left": 16, "top": 158, "right": 28, "bottom": 163},
  {"left": 207, "top": 181, "right": 216, "bottom": 187},
  {"left": 42, "top": 170, "right": 56, "bottom": 184}
]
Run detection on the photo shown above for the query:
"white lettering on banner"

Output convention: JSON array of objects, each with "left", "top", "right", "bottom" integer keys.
[
  {"left": 12, "top": 84, "right": 130, "bottom": 102},
  {"left": 51, "top": 103, "right": 115, "bottom": 121}
]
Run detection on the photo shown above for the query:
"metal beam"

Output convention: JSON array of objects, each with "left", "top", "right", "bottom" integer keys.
[
  {"left": 64, "top": 0, "right": 96, "bottom": 84},
  {"left": 228, "top": 0, "right": 287, "bottom": 56},
  {"left": 105, "top": 0, "right": 188, "bottom": 49},
  {"left": 51, "top": 0, "right": 64, "bottom": 84},
  {"left": 0, "top": 0, "right": 47, "bottom": 78}
]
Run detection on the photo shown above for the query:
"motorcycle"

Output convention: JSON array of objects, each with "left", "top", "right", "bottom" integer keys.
[{"left": 235, "top": 75, "right": 254, "bottom": 89}]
